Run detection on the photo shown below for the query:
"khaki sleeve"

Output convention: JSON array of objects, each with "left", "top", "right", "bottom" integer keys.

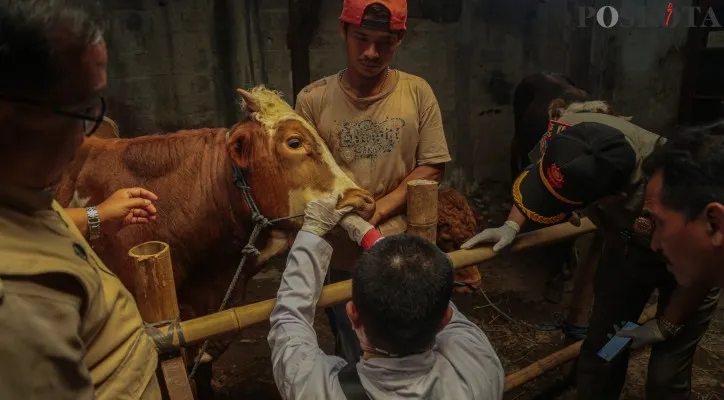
[
  {"left": 416, "top": 82, "right": 452, "bottom": 166},
  {"left": 0, "top": 278, "right": 94, "bottom": 400}
]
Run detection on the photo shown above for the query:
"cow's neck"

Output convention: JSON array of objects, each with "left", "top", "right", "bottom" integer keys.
[{"left": 213, "top": 132, "right": 253, "bottom": 241}]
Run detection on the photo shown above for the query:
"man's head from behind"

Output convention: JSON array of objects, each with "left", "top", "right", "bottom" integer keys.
[
  {"left": 0, "top": 0, "right": 107, "bottom": 189},
  {"left": 339, "top": 1, "right": 406, "bottom": 78},
  {"left": 347, "top": 234, "right": 454, "bottom": 356},
  {"left": 644, "top": 122, "right": 724, "bottom": 287}
]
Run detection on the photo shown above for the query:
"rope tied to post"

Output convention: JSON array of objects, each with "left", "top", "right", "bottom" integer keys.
[
  {"left": 143, "top": 315, "right": 187, "bottom": 356},
  {"left": 187, "top": 132, "right": 304, "bottom": 378}
]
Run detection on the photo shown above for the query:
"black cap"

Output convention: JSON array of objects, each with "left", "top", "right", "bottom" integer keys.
[{"left": 512, "top": 122, "right": 637, "bottom": 225}]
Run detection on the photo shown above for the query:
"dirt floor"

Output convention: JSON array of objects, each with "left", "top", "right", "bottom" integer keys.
[{"left": 210, "top": 182, "right": 724, "bottom": 399}]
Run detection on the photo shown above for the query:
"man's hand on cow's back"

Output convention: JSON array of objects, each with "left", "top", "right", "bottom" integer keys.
[{"left": 97, "top": 188, "right": 159, "bottom": 235}]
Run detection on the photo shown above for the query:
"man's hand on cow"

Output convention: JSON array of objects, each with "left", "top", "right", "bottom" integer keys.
[
  {"left": 97, "top": 188, "right": 159, "bottom": 235},
  {"left": 367, "top": 210, "right": 383, "bottom": 227},
  {"left": 460, "top": 220, "right": 521, "bottom": 252},
  {"left": 301, "top": 195, "right": 354, "bottom": 238}
]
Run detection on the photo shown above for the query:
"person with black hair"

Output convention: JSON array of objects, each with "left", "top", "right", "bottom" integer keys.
[
  {"left": 643, "top": 121, "right": 724, "bottom": 288},
  {"left": 295, "top": 0, "right": 480, "bottom": 365},
  {"left": 0, "top": 1, "right": 161, "bottom": 398},
  {"left": 268, "top": 196, "right": 504, "bottom": 399},
  {"left": 462, "top": 111, "right": 720, "bottom": 400}
]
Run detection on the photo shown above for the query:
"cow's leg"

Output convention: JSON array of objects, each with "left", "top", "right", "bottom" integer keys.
[{"left": 253, "top": 229, "right": 291, "bottom": 267}]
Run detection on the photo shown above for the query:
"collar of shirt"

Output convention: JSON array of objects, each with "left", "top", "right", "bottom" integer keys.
[{"left": 0, "top": 183, "right": 54, "bottom": 214}]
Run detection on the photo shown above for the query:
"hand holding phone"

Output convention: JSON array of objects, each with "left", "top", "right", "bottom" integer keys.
[{"left": 597, "top": 321, "right": 640, "bottom": 361}]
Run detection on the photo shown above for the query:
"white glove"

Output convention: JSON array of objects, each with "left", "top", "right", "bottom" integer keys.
[
  {"left": 300, "top": 195, "right": 353, "bottom": 237},
  {"left": 460, "top": 220, "right": 521, "bottom": 252},
  {"left": 339, "top": 214, "right": 375, "bottom": 245},
  {"left": 613, "top": 319, "right": 666, "bottom": 350}
]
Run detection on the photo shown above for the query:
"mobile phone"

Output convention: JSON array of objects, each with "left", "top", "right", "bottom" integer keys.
[{"left": 596, "top": 321, "right": 640, "bottom": 362}]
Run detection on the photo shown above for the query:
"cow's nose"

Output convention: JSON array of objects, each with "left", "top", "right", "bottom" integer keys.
[{"left": 337, "top": 188, "right": 376, "bottom": 221}]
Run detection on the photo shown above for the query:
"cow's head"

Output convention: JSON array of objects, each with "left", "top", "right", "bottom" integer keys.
[{"left": 226, "top": 86, "right": 375, "bottom": 228}]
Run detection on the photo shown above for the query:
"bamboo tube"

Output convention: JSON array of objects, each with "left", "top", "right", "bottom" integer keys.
[
  {"left": 156, "top": 218, "right": 597, "bottom": 349},
  {"left": 504, "top": 303, "right": 658, "bottom": 391},
  {"left": 406, "top": 179, "right": 438, "bottom": 242},
  {"left": 129, "top": 241, "right": 194, "bottom": 400}
]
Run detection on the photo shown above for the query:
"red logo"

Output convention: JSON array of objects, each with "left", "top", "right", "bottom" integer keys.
[{"left": 546, "top": 163, "right": 565, "bottom": 189}]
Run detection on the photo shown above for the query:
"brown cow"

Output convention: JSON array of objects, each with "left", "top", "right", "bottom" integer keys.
[{"left": 55, "top": 86, "right": 375, "bottom": 397}]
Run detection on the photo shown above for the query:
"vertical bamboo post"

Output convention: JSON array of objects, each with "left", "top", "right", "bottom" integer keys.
[
  {"left": 406, "top": 179, "right": 439, "bottom": 242},
  {"left": 129, "top": 241, "right": 194, "bottom": 400}
]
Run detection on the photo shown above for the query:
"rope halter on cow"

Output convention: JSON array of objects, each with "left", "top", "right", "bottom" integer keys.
[{"left": 186, "top": 131, "right": 304, "bottom": 378}]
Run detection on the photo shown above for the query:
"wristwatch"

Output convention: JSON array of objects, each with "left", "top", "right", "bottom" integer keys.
[
  {"left": 86, "top": 206, "right": 101, "bottom": 241},
  {"left": 657, "top": 317, "right": 683, "bottom": 338}
]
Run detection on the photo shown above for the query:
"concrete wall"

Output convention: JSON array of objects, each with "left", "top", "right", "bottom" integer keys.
[{"left": 101, "top": 0, "right": 690, "bottom": 194}]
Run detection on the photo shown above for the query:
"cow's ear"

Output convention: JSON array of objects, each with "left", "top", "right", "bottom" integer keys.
[
  {"left": 237, "top": 88, "right": 261, "bottom": 114},
  {"left": 226, "top": 129, "right": 251, "bottom": 170},
  {"left": 548, "top": 98, "right": 567, "bottom": 120}
]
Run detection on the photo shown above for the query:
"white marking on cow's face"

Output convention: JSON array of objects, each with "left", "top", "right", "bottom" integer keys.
[
  {"left": 242, "top": 86, "right": 363, "bottom": 216},
  {"left": 67, "top": 190, "right": 91, "bottom": 208}
]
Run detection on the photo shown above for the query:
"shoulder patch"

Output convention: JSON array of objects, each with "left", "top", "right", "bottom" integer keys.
[{"left": 303, "top": 78, "right": 328, "bottom": 93}]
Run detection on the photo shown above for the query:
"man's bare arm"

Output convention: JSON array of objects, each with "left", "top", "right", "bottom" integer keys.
[{"left": 372, "top": 163, "right": 444, "bottom": 225}]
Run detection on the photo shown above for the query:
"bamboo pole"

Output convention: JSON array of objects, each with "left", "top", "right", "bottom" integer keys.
[
  {"left": 405, "top": 179, "right": 438, "bottom": 242},
  {"left": 156, "top": 218, "right": 597, "bottom": 350},
  {"left": 503, "top": 303, "right": 658, "bottom": 391},
  {"left": 129, "top": 241, "right": 194, "bottom": 400}
]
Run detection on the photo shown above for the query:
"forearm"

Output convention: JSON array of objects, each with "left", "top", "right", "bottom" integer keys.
[
  {"left": 376, "top": 164, "right": 444, "bottom": 220},
  {"left": 65, "top": 208, "right": 89, "bottom": 237},
  {"left": 662, "top": 282, "right": 712, "bottom": 326},
  {"left": 506, "top": 205, "right": 527, "bottom": 227}
]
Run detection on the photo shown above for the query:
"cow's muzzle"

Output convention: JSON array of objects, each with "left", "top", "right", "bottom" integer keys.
[{"left": 337, "top": 187, "right": 375, "bottom": 221}]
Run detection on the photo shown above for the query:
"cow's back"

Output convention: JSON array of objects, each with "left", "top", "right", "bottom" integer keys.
[{"left": 55, "top": 130, "right": 244, "bottom": 298}]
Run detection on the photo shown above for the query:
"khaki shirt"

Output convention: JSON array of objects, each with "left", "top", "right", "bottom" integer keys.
[
  {"left": 530, "top": 112, "right": 665, "bottom": 233},
  {"left": 0, "top": 185, "right": 160, "bottom": 399},
  {"left": 296, "top": 70, "right": 451, "bottom": 269}
]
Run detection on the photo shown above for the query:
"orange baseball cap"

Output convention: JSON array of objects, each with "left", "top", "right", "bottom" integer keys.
[{"left": 340, "top": 0, "right": 407, "bottom": 31}]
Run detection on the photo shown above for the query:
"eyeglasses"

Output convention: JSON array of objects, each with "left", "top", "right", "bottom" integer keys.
[{"left": 0, "top": 94, "right": 107, "bottom": 136}]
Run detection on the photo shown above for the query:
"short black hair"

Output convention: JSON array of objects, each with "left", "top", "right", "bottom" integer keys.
[
  {"left": 0, "top": 0, "right": 104, "bottom": 97},
  {"left": 643, "top": 120, "right": 724, "bottom": 220},
  {"left": 352, "top": 234, "right": 454, "bottom": 356}
]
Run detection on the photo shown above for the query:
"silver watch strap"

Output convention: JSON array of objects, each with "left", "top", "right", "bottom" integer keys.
[{"left": 86, "top": 206, "right": 101, "bottom": 241}]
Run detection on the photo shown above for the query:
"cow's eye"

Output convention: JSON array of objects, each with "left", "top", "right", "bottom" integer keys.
[{"left": 287, "top": 138, "right": 302, "bottom": 149}]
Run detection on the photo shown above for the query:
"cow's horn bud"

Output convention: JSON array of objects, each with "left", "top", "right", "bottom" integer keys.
[{"left": 237, "top": 88, "right": 261, "bottom": 113}]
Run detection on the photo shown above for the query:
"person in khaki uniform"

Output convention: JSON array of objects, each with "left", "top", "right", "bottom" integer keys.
[
  {"left": 295, "top": 0, "right": 480, "bottom": 364},
  {"left": 0, "top": 1, "right": 161, "bottom": 399},
  {"left": 463, "top": 113, "right": 720, "bottom": 399}
]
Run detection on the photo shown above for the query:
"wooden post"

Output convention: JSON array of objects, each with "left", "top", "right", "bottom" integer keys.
[
  {"left": 406, "top": 179, "right": 439, "bottom": 242},
  {"left": 129, "top": 241, "right": 194, "bottom": 400}
]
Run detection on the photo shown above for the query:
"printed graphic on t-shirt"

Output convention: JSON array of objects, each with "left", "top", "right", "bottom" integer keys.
[{"left": 336, "top": 117, "right": 406, "bottom": 164}]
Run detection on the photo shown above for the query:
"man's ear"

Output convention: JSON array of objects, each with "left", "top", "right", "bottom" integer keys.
[
  {"left": 226, "top": 128, "right": 250, "bottom": 170},
  {"left": 437, "top": 305, "right": 453, "bottom": 332},
  {"left": 396, "top": 30, "right": 406, "bottom": 45},
  {"left": 705, "top": 203, "right": 724, "bottom": 246},
  {"left": 346, "top": 301, "right": 361, "bottom": 329}
]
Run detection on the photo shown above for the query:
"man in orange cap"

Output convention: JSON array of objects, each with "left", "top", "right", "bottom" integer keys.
[{"left": 295, "top": 0, "right": 480, "bottom": 365}]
